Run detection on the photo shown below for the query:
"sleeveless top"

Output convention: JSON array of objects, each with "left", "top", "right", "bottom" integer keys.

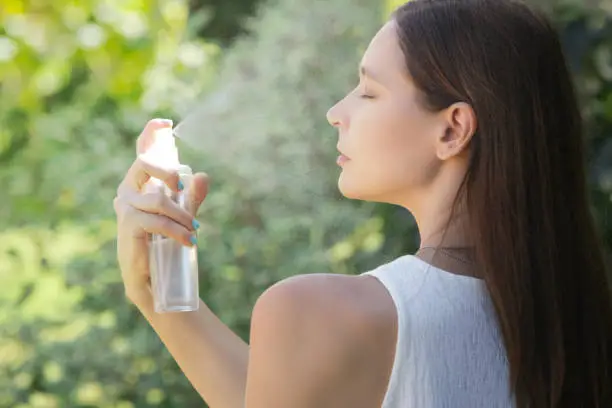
[{"left": 362, "top": 255, "right": 515, "bottom": 408}]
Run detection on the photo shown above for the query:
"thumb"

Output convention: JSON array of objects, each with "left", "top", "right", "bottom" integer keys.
[{"left": 186, "top": 172, "right": 210, "bottom": 217}]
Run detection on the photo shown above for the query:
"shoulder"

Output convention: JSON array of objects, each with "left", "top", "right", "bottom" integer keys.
[
  {"left": 245, "top": 273, "right": 397, "bottom": 407},
  {"left": 253, "top": 274, "right": 397, "bottom": 343}
]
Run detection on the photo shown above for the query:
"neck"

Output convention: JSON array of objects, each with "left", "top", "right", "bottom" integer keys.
[{"left": 405, "top": 170, "right": 472, "bottom": 249}]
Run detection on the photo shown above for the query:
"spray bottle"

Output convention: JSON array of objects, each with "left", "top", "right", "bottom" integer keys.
[{"left": 144, "top": 125, "right": 199, "bottom": 313}]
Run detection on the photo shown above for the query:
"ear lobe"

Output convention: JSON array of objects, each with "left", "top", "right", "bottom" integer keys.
[{"left": 436, "top": 127, "right": 462, "bottom": 160}]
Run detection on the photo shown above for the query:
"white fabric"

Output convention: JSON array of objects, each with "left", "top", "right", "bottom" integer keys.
[{"left": 362, "top": 255, "right": 515, "bottom": 408}]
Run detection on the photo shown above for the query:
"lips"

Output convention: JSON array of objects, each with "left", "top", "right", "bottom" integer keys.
[
  {"left": 336, "top": 143, "right": 350, "bottom": 166},
  {"left": 337, "top": 154, "right": 350, "bottom": 166}
]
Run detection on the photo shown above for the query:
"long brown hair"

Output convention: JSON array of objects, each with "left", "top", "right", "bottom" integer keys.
[{"left": 392, "top": 0, "right": 612, "bottom": 406}]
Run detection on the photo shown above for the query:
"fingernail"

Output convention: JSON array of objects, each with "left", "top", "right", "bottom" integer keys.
[
  {"left": 192, "top": 219, "right": 200, "bottom": 230},
  {"left": 160, "top": 119, "right": 173, "bottom": 126},
  {"left": 190, "top": 235, "right": 198, "bottom": 246},
  {"left": 177, "top": 180, "right": 184, "bottom": 191}
]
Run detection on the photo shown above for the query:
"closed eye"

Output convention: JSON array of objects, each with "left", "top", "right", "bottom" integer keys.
[
  {"left": 351, "top": 83, "right": 375, "bottom": 100},
  {"left": 355, "top": 85, "right": 375, "bottom": 99}
]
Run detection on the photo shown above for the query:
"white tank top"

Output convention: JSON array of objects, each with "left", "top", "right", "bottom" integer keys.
[{"left": 362, "top": 255, "right": 515, "bottom": 408}]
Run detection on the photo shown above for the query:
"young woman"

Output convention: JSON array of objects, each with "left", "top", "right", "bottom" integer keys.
[{"left": 113, "top": 0, "right": 612, "bottom": 406}]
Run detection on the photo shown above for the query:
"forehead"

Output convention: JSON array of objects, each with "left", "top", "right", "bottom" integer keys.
[{"left": 361, "top": 21, "right": 406, "bottom": 79}]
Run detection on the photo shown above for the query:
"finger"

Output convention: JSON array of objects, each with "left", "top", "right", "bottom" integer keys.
[
  {"left": 128, "top": 206, "right": 196, "bottom": 247},
  {"left": 185, "top": 172, "right": 211, "bottom": 217},
  {"left": 118, "top": 154, "right": 182, "bottom": 195},
  {"left": 136, "top": 118, "right": 173, "bottom": 155},
  {"left": 125, "top": 191, "right": 197, "bottom": 231}
]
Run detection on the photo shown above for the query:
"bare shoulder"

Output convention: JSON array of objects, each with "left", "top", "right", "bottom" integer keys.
[
  {"left": 245, "top": 273, "right": 397, "bottom": 408},
  {"left": 255, "top": 273, "right": 396, "bottom": 337}
]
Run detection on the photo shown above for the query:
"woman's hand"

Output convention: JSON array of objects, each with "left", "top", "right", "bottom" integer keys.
[{"left": 113, "top": 119, "right": 210, "bottom": 306}]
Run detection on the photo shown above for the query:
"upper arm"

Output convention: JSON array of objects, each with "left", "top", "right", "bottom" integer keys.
[{"left": 244, "top": 274, "right": 397, "bottom": 408}]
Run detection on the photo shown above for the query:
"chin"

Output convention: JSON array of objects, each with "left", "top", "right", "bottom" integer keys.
[
  {"left": 337, "top": 171, "right": 409, "bottom": 205},
  {"left": 337, "top": 173, "right": 386, "bottom": 202},
  {"left": 337, "top": 175, "right": 361, "bottom": 200}
]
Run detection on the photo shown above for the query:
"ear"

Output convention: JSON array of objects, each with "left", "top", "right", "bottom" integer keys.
[{"left": 435, "top": 102, "right": 477, "bottom": 161}]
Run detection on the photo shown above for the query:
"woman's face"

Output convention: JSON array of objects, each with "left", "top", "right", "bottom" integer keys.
[{"left": 327, "top": 21, "right": 446, "bottom": 207}]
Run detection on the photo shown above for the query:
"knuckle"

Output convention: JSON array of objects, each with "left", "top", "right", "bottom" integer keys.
[
  {"left": 113, "top": 196, "right": 131, "bottom": 219},
  {"left": 162, "top": 172, "right": 177, "bottom": 185},
  {"left": 136, "top": 154, "right": 172, "bottom": 179},
  {"left": 136, "top": 154, "right": 156, "bottom": 171},
  {"left": 116, "top": 204, "right": 141, "bottom": 233}
]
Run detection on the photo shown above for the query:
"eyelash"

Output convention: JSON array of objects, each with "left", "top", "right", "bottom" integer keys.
[
  {"left": 353, "top": 82, "right": 375, "bottom": 99},
  {"left": 357, "top": 86, "right": 375, "bottom": 99}
]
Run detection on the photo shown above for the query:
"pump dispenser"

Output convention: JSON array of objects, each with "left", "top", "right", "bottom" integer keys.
[{"left": 146, "top": 126, "right": 199, "bottom": 313}]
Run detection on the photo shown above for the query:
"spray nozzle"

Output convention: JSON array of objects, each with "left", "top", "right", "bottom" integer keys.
[{"left": 146, "top": 126, "right": 180, "bottom": 167}]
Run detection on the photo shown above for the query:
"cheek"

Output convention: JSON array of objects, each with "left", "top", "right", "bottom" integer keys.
[{"left": 338, "top": 98, "right": 437, "bottom": 200}]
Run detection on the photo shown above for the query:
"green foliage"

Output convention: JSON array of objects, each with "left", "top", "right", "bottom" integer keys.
[
  {"left": 554, "top": 1, "right": 612, "bottom": 252},
  {"left": 0, "top": 0, "right": 220, "bottom": 406},
  {"left": 0, "top": 0, "right": 611, "bottom": 407},
  {"left": 188, "top": 0, "right": 266, "bottom": 46}
]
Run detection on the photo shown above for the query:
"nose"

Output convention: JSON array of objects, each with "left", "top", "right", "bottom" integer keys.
[{"left": 326, "top": 100, "right": 343, "bottom": 129}]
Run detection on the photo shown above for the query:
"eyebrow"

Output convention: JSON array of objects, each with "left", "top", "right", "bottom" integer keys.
[{"left": 360, "top": 65, "right": 384, "bottom": 84}]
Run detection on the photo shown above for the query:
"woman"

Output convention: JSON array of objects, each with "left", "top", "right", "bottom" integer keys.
[{"left": 113, "top": 0, "right": 612, "bottom": 406}]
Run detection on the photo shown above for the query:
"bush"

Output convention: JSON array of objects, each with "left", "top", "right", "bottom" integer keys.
[{"left": 0, "top": 0, "right": 610, "bottom": 406}]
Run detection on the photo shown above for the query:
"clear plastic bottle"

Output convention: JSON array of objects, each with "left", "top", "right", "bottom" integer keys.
[{"left": 144, "top": 126, "right": 199, "bottom": 313}]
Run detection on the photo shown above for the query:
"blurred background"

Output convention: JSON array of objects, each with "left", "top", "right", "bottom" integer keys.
[{"left": 0, "top": 0, "right": 611, "bottom": 406}]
